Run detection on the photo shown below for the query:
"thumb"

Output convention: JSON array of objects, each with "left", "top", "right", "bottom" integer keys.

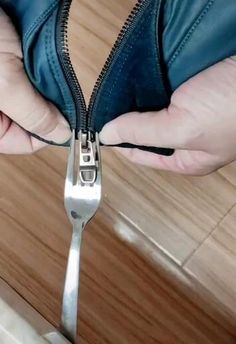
[
  {"left": 0, "top": 10, "right": 71, "bottom": 144},
  {"left": 99, "top": 107, "right": 195, "bottom": 150},
  {"left": 0, "top": 57, "right": 71, "bottom": 144}
]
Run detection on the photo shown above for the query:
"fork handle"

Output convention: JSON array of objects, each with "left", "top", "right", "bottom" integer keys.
[{"left": 61, "top": 222, "right": 84, "bottom": 344}]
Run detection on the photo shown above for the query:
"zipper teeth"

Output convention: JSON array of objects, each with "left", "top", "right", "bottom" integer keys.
[
  {"left": 57, "top": 0, "right": 87, "bottom": 131},
  {"left": 58, "top": 0, "right": 146, "bottom": 133},
  {"left": 87, "top": 0, "right": 146, "bottom": 128}
]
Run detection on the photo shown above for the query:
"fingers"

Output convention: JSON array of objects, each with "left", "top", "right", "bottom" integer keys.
[
  {"left": 0, "top": 9, "right": 71, "bottom": 149},
  {"left": 0, "top": 8, "right": 22, "bottom": 58},
  {"left": 99, "top": 107, "right": 198, "bottom": 150},
  {"left": 0, "top": 55, "right": 71, "bottom": 145},
  {"left": 114, "top": 147, "right": 221, "bottom": 176},
  {"left": 0, "top": 112, "right": 47, "bottom": 154}
]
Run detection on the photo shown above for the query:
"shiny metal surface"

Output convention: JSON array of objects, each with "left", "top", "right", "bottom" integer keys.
[
  {"left": 61, "top": 130, "right": 102, "bottom": 344},
  {"left": 44, "top": 332, "right": 71, "bottom": 344}
]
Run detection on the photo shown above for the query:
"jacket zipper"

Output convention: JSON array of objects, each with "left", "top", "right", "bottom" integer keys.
[{"left": 57, "top": 0, "right": 147, "bottom": 182}]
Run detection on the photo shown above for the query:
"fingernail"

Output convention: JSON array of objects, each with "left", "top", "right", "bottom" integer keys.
[
  {"left": 46, "top": 119, "right": 72, "bottom": 144},
  {"left": 99, "top": 123, "right": 115, "bottom": 144}
]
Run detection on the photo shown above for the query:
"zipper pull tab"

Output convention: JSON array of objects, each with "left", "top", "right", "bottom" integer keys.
[{"left": 79, "top": 131, "right": 100, "bottom": 185}]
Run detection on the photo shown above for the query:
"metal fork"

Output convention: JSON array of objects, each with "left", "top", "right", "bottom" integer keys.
[{"left": 61, "top": 130, "right": 102, "bottom": 344}]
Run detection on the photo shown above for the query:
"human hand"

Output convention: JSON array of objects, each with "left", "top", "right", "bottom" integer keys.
[
  {"left": 0, "top": 9, "right": 71, "bottom": 154},
  {"left": 100, "top": 56, "right": 236, "bottom": 176}
]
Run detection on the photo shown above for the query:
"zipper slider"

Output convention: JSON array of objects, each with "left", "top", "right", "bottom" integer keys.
[{"left": 79, "top": 131, "right": 100, "bottom": 185}]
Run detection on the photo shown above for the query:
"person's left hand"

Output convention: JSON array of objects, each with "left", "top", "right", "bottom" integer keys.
[{"left": 0, "top": 9, "right": 71, "bottom": 154}]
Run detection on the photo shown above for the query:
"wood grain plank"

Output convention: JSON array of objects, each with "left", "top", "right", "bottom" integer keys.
[
  {"left": 102, "top": 149, "right": 236, "bottom": 263},
  {"left": 185, "top": 205, "right": 236, "bottom": 320},
  {"left": 218, "top": 162, "right": 236, "bottom": 188}
]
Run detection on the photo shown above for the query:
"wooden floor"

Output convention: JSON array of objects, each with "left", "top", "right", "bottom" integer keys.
[{"left": 0, "top": 1, "right": 236, "bottom": 343}]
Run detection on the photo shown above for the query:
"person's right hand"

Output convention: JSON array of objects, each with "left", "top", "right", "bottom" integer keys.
[
  {"left": 0, "top": 9, "right": 71, "bottom": 154},
  {"left": 100, "top": 56, "right": 236, "bottom": 176}
]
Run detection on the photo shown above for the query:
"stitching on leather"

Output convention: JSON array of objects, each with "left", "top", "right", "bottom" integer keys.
[
  {"left": 47, "top": 17, "right": 75, "bottom": 123},
  {"left": 102, "top": 3, "right": 151, "bottom": 119},
  {"left": 45, "top": 20, "right": 59, "bottom": 94},
  {"left": 24, "top": 0, "right": 59, "bottom": 43},
  {"left": 168, "top": 0, "right": 216, "bottom": 67},
  {"left": 45, "top": 18, "right": 71, "bottom": 119},
  {"left": 154, "top": 0, "right": 166, "bottom": 94}
]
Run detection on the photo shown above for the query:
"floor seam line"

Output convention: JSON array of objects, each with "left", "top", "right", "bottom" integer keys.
[{"left": 182, "top": 202, "right": 236, "bottom": 267}]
